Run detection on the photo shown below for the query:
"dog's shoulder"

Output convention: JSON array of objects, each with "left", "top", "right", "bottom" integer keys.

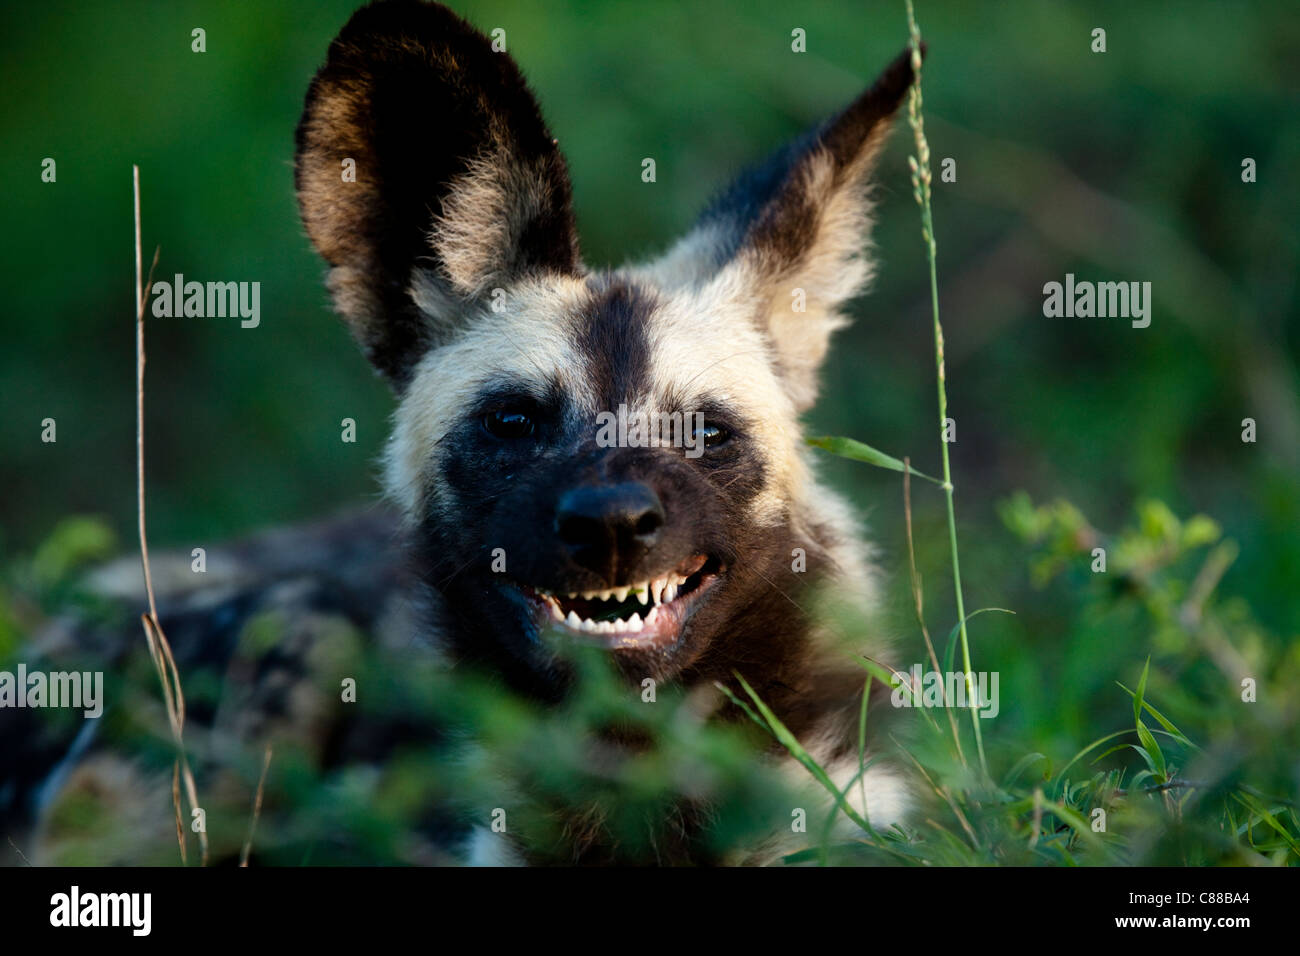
[{"left": 2, "top": 507, "right": 466, "bottom": 865}]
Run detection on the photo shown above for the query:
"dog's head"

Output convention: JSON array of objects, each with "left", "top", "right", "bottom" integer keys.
[{"left": 295, "top": 0, "right": 914, "bottom": 695}]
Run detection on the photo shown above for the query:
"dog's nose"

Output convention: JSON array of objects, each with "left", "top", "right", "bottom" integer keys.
[{"left": 555, "top": 482, "right": 664, "bottom": 579}]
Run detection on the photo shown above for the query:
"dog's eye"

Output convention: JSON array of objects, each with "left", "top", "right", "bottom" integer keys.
[
  {"left": 483, "top": 409, "right": 536, "bottom": 439},
  {"left": 696, "top": 423, "right": 730, "bottom": 448}
]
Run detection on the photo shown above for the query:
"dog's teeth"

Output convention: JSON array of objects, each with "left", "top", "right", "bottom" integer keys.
[
  {"left": 612, "top": 618, "right": 627, "bottom": 633},
  {"left": 614, "top": 587, "right": 629, "bottom": 603},
  {"left": 549, "top": 601, "right": 563, "bottom": 621},
  {"left": 651, "top": 578, "right": 665, "bottom": 605},
  {"left": 626, "top": 612, "right": 643, "bottom": 631},
  {"left": 565, "top": 611, "right": 582, "bottom": 629},
  {"left": 664, "top": 582, "right": 677, "bottom": 604},
  {"left": 597, "top": 620, "right": 614, "bottom": 634}
]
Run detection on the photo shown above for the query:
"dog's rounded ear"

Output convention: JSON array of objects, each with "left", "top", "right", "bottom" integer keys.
[{"left": 295, "top": 0, "right": 582, "bottom": 387}]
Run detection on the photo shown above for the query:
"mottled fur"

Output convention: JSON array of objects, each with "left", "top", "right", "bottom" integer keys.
[
  {"left": 294, "top": 0, "right": 919, "bottom": 861},
  {"left": 7, "top": 0, "right": 920, "bottom": 866}
]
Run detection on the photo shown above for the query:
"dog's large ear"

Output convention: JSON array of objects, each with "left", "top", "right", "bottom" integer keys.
[
  {"left": 648, "top": 47, "right": 918, "bottom": 411},
  {"left": 295, "top": 0, "right": 582, "bottom": 387}
]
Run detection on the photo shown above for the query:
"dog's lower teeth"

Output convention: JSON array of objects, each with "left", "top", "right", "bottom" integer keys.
[
  {"left": 556, "top": 604, "right": 651, "bottom": 633},
  {"left": 542, "top": 564, "right": 711, "bottom": 636}
]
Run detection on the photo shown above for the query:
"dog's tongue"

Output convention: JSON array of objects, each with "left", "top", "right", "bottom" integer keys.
[{"left": 675, "top": 554, "right": 708, "bottom": 578}]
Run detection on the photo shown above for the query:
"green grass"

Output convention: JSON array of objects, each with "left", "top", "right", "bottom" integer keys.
[
  {"left": 774, "top": 0, "right": 1298, "bottom": 867},
  {"left": 6, "top": 485, "right": 1297, "bottom": 865},
  {"left": 2, "top": 0, "right": 1295, "bottom": 867}
]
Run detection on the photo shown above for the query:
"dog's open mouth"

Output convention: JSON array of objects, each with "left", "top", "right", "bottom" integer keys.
[{"left": 514, "top": 553, "right": 722, "bottom": 649}]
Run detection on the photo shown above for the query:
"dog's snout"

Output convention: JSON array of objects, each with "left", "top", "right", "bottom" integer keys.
[{"left": 555, "top": 482, "right": 664, "bottom": 579}]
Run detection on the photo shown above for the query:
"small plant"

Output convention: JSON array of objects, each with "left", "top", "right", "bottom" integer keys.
[
  {"left": 808, "top": 0, "right": 991, "bottom": 774},
  {"left": 778, "top": 0, "right": 1297, "bottom": 866}
]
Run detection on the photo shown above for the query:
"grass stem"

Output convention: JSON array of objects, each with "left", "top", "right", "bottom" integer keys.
[{"left": 904, "top": 0, "right": 987, "bottom": 776}]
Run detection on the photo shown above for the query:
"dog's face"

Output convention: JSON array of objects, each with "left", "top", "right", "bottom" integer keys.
[{"left": 295, "top": 1, "right": 913, "bottom": 694}]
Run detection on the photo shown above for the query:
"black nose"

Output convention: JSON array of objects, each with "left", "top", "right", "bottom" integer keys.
[{"left": 555, "top": 482, "right": 664, "bottom": 580}]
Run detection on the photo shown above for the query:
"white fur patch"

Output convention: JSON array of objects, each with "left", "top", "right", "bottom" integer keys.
[
  {"left": 464, "top": 825, "right": 525, "bottom": 866},
  {"left": 386, "top": 274, "right": 591, "bottom": 520},
  {"left": 639, "top": 276, "right": 805, "bottom": 528},
  {"left": 430, "top": 149, "right": 569, "bottom": 298}
]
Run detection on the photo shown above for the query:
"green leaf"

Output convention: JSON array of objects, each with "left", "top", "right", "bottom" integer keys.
[
  {"left": 858, "top": 656, "right": 904, "bottom": 692},
  {"left": 32, "top": 515, "right": 118, "bottom": 588},
  {"left": 943, "top": 608, "right": 1016, "bottom": 679},
  {"left": 1134, "top": 720, "right": 1167, "bottom": 781},
  {"left": 1042, "top": 799, "right": 1110, "bottom": 856},
  {"left": 1115, "top": 681, "right": 1197, "bottom": 749},
  {"left": 1091, "top": 743, "right": 1137, "bottom": 765},
  {"left": 1138, "top": 499, "right": 1181, "bottom": 544},
  {"left": 1128, "top": 770, "right": 1157, "bottom": 792},
  {"left": 936, "top": 608, "right": 1013, "bottom": 709},
  {"left": 806, "top": 436, "right": 941, "bottom": 484},
  {"left": 1133, "top": 657, "right": 1151, "bottom": 728},
  {"left": 717, "top": 674, "right": 872, "bottom": 835},
  {"left": 856, "top": 676, "right": 871, "bottom": 820},
  {"left": 941, "top": 624, "right": 960, "bottom": 683},
  {"left": 854, "top": 657, "right": 942, "bottom": 733},
  {"left": 1128, "top": 744, "right": 1157, "bottom": 776},
  {"left": 1233, "top": 793, "right": 1300, "bottom": 858},
  {"left": 1002, "top": 752, "right": 1050, "bottom": 789},
  {"left": 1055, "top": 730, "right": 1134, "bottom": 785},
  {"left": 1181, "top": 514, "right": 1221, "bottom": 549}
]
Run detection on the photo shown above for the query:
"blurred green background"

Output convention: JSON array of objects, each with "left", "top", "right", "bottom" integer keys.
[{"left": 2, "top": 1, "right": 1297, "bottom": 795}]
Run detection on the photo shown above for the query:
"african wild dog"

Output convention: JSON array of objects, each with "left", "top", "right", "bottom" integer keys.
[
  {"left": 5, "top": 0, "right": 918, "bottom": 865},
  {"left": 294, "top": 0, "right": 918, "bottom": 860}
]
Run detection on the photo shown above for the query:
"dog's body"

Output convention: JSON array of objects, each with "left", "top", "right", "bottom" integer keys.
[{"left": 5, "top": 0, "right": 916, "bottom": 865}]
